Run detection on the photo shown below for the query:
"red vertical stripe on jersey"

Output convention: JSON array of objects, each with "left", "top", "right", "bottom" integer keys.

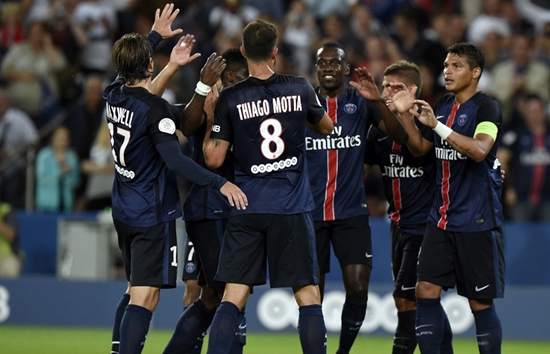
[
  {"left": 323, "top": 98, "right": 338, "bottom": 221},
  {"left": 529, "top": 133, "right": 545, "bottom": 204},
  {"left": 390, "top": 143, "right": 402, "bottom": 224},
  {"left": 437, "top": 103, "right": 459, "bottom": 229}
]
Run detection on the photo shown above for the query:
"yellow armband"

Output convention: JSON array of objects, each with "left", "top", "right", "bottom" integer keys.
[{"left": 474, "top": 121, "right": 498, "bottom": 141}]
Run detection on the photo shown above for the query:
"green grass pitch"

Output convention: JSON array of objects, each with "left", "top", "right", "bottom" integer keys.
[{"left": 0, "top": 326, "right": 549, "bottom": 353}]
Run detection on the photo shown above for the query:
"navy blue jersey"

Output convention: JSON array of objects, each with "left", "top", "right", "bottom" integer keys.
[
  {"left": 211, "top": 73, "right": 326, "bottom": 215},
  {"left": 430, "top": 92, "right": 504, "bottom": 231},
  {"left": 183, "top": 122, "right": 233, "bottom": 221},
  {"left": 365, "top": 121, "right": 436, "bottom": 234},
  {"left": 306, "top": 87, "right": 381, "bottom": 221},
  {"left": 502, "top": 128, "right": 550, "bottom": 203},
  {"left": 103, "top": 81, "right": 182, "bottom": 227}
]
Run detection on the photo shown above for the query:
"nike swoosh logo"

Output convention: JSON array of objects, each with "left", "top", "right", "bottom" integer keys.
[
  {"left": 475, "top": 284, "right": 490, "bottom": 292},
  {"left": 238, "top": 324, "right": 247, "bottom": 329},
  {"left": 436, "top": 115, "right": 445, "bottom": 119},
  {"left": 378, "top": 136, "right": 388, "bottom": 142},
  {"left": 401, "top": 285, "right": 415, "bottom": 291},
  {"left": 365, "top": 253, "right": 373, "bottom": 258},
  {"left": 415, "top": 324, "right": 433, "bottom": 330},
  {"left": 476, "top": 333, "right": 490, "bottom": 337}
]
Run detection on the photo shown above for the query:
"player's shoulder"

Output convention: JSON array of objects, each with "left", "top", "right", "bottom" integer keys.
[{"left": 471, "top": 91, "right": 500, "bottom": 107}]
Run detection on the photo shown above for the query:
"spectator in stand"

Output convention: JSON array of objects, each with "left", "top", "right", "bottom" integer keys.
[
  {"left": 282, "top": 1, "right": 317, "bottom": 77},
  {"left": 467, "top": 0, "right": 511, "bottom": 45},
  {"left": 498, "top": 93, "right": 550, "bottom": 222},
  {"left": 349, "top": 4, "right": 390, "bottom": 42},
  {"left": 46, "top": 0, "right": 89, "bottom": 104},
  {"left": 533, "top": 22, "right": 550, "bottom": 67},
  {"left": 353, "top": 36, "right": 402, "bottom": 87},
  {"left": 515, "top": 0, "right": 550, "bottom": 35},
  {"left": 0, "top": 2, "right": 25, "bottom": 60},
  {"left": 389, "top": 4, "right": 446, "bottom": 84},
  {"left": 0, "top": 20, "right": 67, "bottom": 128},
  {"left": 72, "top": 0, "right": 117, "bottom": 76},
  {"left": 490, "top": 33, "right": 550, "bottom": 128},
  {"left": 0, "top": 88, "right": 38, "bottom": 209},
  {"left": 479, "top": 30, "right": 508, "bottom": 72},
  {"left": 80, "top": 119, "right": 114, "bottom": 211},
  {"left": 35, "top": 126, "right": 80, "bottom": 212},
  {"left": 63, "top": 75, "right": 105, "bottom": 209},
  {"left": 0, "top": 201, "right": 23, "bottom": 277},
  {"left": 209, "top": 0, "right": 260, "bottom": 47}
]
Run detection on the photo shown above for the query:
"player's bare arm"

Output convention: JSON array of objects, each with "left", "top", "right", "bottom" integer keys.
[
  {"left": 181, "top": 53, "right": 226, "bottom": 136},
  {"left": 390, "top": 83, "right": 434, "bottom": 157},
  {"left": 350, "top": 67, "right": 408, "bottom": 145},
  {"left": 151, "top": 35, "right": 201, "bottom": 96},
  {"left": 307, "top": 112, "right": 334, "bottom": 135},
  {"left": 202, "top": 101, "right": 230, "bottom": 170},
  {"left": 413, "top": 99, "right": 496, "bottom": 162},
  {"left": 150, "top": 3, "right": 183, "bottom": 40}
]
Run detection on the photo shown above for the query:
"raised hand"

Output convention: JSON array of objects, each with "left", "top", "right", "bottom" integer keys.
[
  {"left": 151, "top": 3, "right": 183, "bottom": 39},
  {"left": 349, "top": 67, "right": 383, "bottom": 101},
  {"left": 170, "top": 35, "right": 201, "bottom": 67},
  {"left": 200, "top": 53, "right": 227, "bottom": 87},
  {"left": 220, "top": 181, "right": 248, "bottom": 210},
  {"left": 411, "top": 99, "right": 437, "bottom": 128},
  {"left": 390, "top": 82, "right": 417, "bottom": 114}
]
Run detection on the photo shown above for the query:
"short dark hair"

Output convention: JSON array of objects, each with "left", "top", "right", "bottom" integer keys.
[
  {"left": 112, "top": 33, "right": 152, "bottom": 85},
  {"left": 383, "top": 60, "right": 423, "bottom": 97},
  {"left": 317, "top": 42, "right": 349, "bottom": 66},
  {"left": 447, "top": 42, "right": 485, "bottom": 75},
  {"left": 242, "top": 19, "right": 278, "bottom": 62},
  {"left": 222, "top": 47, "right": 247, "bottom": 77}
]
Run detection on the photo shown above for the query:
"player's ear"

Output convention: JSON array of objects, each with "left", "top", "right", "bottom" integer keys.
[
  {"left": 344, "top": 64, "right": 350, "bottom": 76},
  {"left": 472, "top": 67, "right": 481, "bottom": 79},
  {"left": 240, "top": 46, "right": 247, "bottom": 58},
  {"left": 272, "top": 47, "right": 278, "bottom": 60}
]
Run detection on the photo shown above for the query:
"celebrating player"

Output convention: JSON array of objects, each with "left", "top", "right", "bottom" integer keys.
[
  {"left": 105, "top": 4, "right": 247, "bottom": 354},
  {"left": 203, "top": 19, "right": 333, "bottom": 354},
  {"left": 306, "top": 42, "right": 408, "bottom": 354},
  {"left": 398, "top": 42, "right": 505, "bottom": 354}
]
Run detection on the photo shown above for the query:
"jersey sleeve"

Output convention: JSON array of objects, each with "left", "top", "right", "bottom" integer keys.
[
  {"left": 364, "top": 125, "right": 380, "bottom": 165},
  {"left": 304, "top": 79, "right": 326, "bottom": 125},
  {"left": 146, "top": 99, "right": 179, "bottom": 145},
  {"left": 416, "top": 117, "right": 435, "bottom": 142},
  {"left": 211, "top": 90, "right": 233, "bottom": 142},
  {"left": 476, "top": 96, "right": 502, "bottom": 127},
  {"left": 365, "top": 100, "right": 382, "bottom": 127}
]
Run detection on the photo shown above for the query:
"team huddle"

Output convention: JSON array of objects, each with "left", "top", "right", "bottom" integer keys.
[{"left": 105, "top": 4, "right": 505, "bottom": 354}]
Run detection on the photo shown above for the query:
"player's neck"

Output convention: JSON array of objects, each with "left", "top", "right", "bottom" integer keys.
[
  {"left": 248, "top": 61, "right": 275, "bottom": 80},
  {"left": 319, "top": 85, "right": 344, "bottom": 99},
  {"left": 125, "top": 78, "right": 151, "bottom": 91},
  {"left": 452, "top": 85, "right": 477, "bottom": 104}
]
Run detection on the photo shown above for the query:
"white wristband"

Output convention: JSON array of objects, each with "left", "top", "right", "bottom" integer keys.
[
  {"left": 195, "top": 81, "right": 211, "bottom": 96},
  {"left": 433, "top": 121, "right": 453, "bottom": 140}
]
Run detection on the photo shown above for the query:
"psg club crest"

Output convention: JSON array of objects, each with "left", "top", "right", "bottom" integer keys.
[
  {"left": 185, "top": 262, "right": 196, "bottom": 273},
  {"left": 343, "top": 103, "right": 357, "bottom": 114},
  {"left": 457, "top": 114, "right": 468, "bottom": 126}
]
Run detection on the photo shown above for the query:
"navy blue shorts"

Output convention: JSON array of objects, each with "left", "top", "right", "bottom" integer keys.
[
  {"left": 181, "top": 238, "right": 199, "bottom": 282},
  {"left": 185, "top": 219, "right": 227, "bottom": 289},
  {"left": 215, "top": 213, "right": 320, "bottom": 288},
  {"left": 391, "top": 222, "right": 423, "bottom": 301},
  {"left": 417, "top": 223, "right": 505, "bottom": 299},
  {"left": 315, "top": 215, "right": 372, "bottom": 274},
  {"left": 114, "top": 218, "right": 178, "bottom": 289}
]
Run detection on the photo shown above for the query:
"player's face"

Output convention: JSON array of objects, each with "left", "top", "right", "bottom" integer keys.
[
  {"left": 443, "top": 53, "right": 479, "bottom": 94},
  {"left": 316, "top": 47, "right": 349, "bottom": 92}
]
